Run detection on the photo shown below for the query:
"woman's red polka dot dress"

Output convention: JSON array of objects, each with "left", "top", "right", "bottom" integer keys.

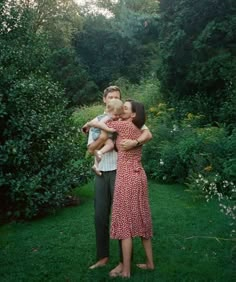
[{"left": 107, "top": 120, "right": 153, "bottom": 240}]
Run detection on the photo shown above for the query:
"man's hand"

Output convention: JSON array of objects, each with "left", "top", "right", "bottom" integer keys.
[
  {"left": 81, "top": 123, "right": 89, "bottom": 134},
  {"left": 120, "top": 139, "right": 137, "bottom": 151}
]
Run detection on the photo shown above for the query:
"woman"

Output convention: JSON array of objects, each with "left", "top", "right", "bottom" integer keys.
[{"left": 87, "top": 99, "right": 154, "bottom": 278}]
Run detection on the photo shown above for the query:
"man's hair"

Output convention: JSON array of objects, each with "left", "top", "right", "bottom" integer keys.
[
  {"left": 106, "top": 99, "right": 123, "bottom": 114},
  {"left": 126, "top": 99, "right": 146, "bottom": 129},
  {"left": 103, "top": 85, "right": 121, "bottom": 98}
]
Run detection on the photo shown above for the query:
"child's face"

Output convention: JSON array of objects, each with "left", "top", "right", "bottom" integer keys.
[
  {"left": 111, "top": 112, "right": 121, "bottom": 120},
  {"left": 110, "top": 108, "right": 124, "bottom": 120}
]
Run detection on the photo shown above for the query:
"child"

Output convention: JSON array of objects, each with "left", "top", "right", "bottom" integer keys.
[{"left": 87, "top": 99, "right": 123, "bottom": 175}]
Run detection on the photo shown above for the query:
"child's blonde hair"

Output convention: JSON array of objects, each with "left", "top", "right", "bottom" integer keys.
[{"left": 106, "top": 99, "right": 123, "bottom": 114}]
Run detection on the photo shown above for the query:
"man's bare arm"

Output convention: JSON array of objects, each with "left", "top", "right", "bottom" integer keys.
[
  {"left": 82, "top": 117, "right": 98, "bottom": 134},
  {"left": 120, "top": 129, "right": 152, "bottom": 151}
]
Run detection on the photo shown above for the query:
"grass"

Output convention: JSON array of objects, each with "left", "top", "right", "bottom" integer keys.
[{"left": 0, "top": 181, "right": 235, "bottom": 282}]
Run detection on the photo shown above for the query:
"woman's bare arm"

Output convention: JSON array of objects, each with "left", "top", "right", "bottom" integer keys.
[{"left": 120, "top": 128, "right": 152, "bottom": 150}]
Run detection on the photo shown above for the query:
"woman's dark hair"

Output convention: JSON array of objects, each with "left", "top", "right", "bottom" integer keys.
[{"left": 126, "top": 99, "right": 146, "bottom": 129}]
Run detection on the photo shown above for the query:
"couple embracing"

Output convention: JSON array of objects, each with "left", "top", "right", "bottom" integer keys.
[{"left": 83, "top": 86, "right": 154, "bottom": 278}]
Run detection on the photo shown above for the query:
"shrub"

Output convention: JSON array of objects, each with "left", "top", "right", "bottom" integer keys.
[
  {"left": 143, "top": 104, "right": 235, "bottom": 186},
  {"left": 0, "top": 74, "right": 91, "bottom": 219},
  {"left": 114, "top": 77, "right": 162, "bottom": 109},
  {"left": 186, "top": 173, "right": 236, "bottom": 234}
]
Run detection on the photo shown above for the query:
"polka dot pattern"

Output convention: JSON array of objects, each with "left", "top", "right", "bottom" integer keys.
[{"left": 107, "top": 120, "right": 153, "bottom": 240}]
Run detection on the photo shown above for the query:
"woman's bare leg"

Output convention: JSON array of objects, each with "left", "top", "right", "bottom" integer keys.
[
  {"left": 137, "top": 238, "right": 154, "bottom": 270},
  {"left": 121, "top": 238, "right": 132, "bottom": 277}
]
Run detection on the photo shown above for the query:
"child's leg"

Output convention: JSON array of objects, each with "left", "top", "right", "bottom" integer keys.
[
  {"left": 95, "top": 139, "right": 114, "bottom": 162},
  {"left": 91, "top": 156, "right": 102, "bottom": 176},
  {"left": 88, "top": 130, "right": 108, "bottom": 154}
]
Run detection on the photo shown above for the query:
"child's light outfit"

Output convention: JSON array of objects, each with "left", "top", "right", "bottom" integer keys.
[{"left": 88, "top": 113, "right": 112, "bottom": 145}]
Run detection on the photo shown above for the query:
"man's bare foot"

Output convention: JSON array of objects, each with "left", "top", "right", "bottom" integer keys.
[
  {"left": 136, "top": 263, "right": 155, "bottom": 270},
  {"left": 89, "top": 257, "right": 108, "bottom": 269},
  {"left": 109, "top": 263, "right": 123, "bottom": 277}
]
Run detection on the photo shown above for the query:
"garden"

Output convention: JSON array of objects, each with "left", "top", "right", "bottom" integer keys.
[{"left": 0, "top": 0, "right": 235, "bottom": 281}]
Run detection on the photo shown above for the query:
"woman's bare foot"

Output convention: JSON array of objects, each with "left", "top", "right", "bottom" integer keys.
[
  {"left": 109, "top": 263, "right": 123, "bottom": 277},
  {"left": 89, "top": 257, "right": 108, "bottom": 269},
  {"left": 136, "top": 263, "right": 155, "bottom": 270},
  {"left": 120, "top": 271, "right": 130, "bottom": 278}
]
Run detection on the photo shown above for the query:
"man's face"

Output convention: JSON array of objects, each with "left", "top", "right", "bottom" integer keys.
[{"left": 103, "top": 91, "right": 121, "bottom": 105}]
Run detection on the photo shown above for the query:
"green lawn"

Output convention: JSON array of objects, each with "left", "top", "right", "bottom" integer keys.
[{"left": 0, "top": 181, "right": 235, "bottom": 282}]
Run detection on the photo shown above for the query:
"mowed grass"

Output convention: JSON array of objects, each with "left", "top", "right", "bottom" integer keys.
[{"left": 0, "top": 181, "right": 235, "bottom": 282}]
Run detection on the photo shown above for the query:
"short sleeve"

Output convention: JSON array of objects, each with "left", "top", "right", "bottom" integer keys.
[
  {"left": 106, "top": 120, "right": 125, "bottom": 133},
  {"left": 141, "top": 124, "right": 149, "bottom": 130}
]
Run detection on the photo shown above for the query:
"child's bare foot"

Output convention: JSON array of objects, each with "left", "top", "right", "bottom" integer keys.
[
  {"left": 94, "top": 150, "right": 103, "bottom": 162},
  {"left": 92, "top": 165, "right": 102, "bottom": 176},
  {"left": 136, "top": 263, "right": 155, "bottom": 270},
  {"left": 89, "top": 257, "right": 108, "bottom": 269}
]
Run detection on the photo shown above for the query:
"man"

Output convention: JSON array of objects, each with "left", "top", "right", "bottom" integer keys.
[{"left": 83, "top": 86, "right": 152, "bottom": 270}]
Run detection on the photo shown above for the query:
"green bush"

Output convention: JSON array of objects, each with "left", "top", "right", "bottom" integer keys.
[
  {"left": 143, "top": 104, "right": 236, "bottom": 186},
  {"left": 114, "top": 77, "right": 162, "bottom": 109},
  {"left": 0, "top": 74, "right": 91, "bottom": 219},
  {"left": 143, "top": 103, "right": 186, "bottom": 182}
]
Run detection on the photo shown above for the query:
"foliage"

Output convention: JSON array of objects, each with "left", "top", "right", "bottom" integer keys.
[
  {"left": 96, "top": 0, "right": 160, "bottom": 15},
  {"left": 73, "top": 104, "right": 104, "bottom": 126},
  {"left": 186, "top": 173, "right": 236, "bottom": 234},
  {"left": 0, "top": 74, "right": 91, "bottom": 219},
  {"left": 0, "top": 0, "right": 91, "bottom": 219},
  {"left": 72, "top": 103, "right": 105, "bottom": 175},
  {"left": 158, "top": 0, "right": 236, "bottom": 123},
  {"left": 46, "top": 47, "right": 100, "bottom": 106},
  {"left": 114, "top": 77, "right": 162, "bottom": 109},
  {"left": 74, "top": 3, "right": 160, "bottom": 88},
  {"left": 143, "top": 103, "right": 236, "bottom": 185}
]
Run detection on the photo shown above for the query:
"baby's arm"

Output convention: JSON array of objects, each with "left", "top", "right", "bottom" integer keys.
[{"left": 86, "top": 120, "right": 116, "bottom": 133}]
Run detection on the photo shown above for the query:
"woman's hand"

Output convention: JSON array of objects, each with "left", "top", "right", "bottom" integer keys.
[{"left": 120, "top": 139, "right": 138, "bottom": 151}]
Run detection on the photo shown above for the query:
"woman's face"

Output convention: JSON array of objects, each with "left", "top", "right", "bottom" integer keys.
[{"left": 121, "top": 101, "right": 134, "bottom": 120}]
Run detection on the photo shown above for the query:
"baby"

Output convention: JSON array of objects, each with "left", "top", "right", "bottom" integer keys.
[{"left": 86, "top": 99, "right": 123, "bottom": 175}]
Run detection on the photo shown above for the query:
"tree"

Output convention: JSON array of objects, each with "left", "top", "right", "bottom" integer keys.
[
  {"left": 0, "top": 0, "right": 90, "bottom": 219},
  {"left": 158, "top": 0, "right": 236, "bottom": 123},
  {"left": 74, "top": 1, "right": 160, "bottom": 88},
  {"left": 46, "top": 47, "right": 100, "bottom": 106}
]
